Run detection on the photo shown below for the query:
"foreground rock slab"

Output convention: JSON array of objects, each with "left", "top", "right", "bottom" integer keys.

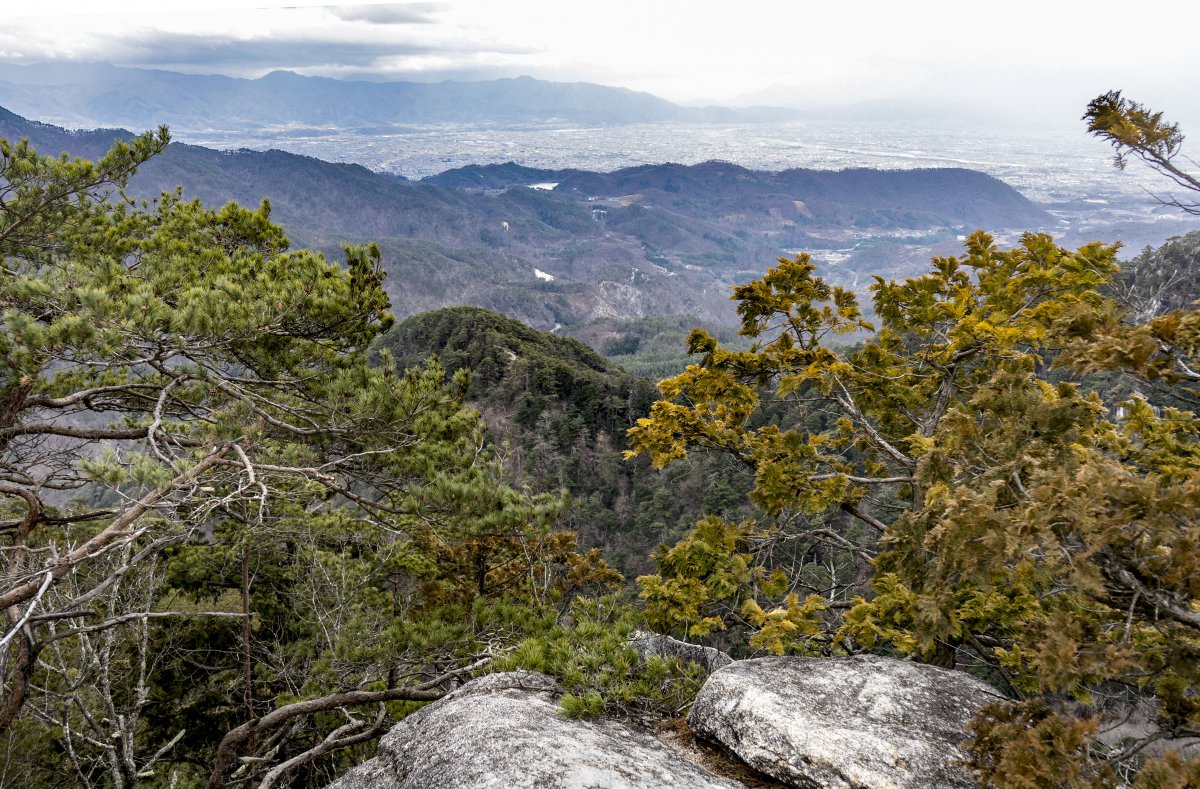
[
  {"left": 688, "top": 655, "right": 998, "bottom": 789},
  {"left": 328, "top": 671, "right": 744, "bottom": 789}
]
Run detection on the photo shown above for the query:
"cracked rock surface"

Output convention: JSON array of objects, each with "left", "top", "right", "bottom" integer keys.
[
  {"left": 687, "top": 655, "right": 997, "bottom": 789},
  {"left": 326, "top": 671, "right": 744, "bottom": 789}
]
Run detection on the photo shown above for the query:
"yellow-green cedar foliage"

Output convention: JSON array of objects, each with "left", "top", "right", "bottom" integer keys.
[{"left": 629, "top": 232, "right": 1200, "bottom": 782}]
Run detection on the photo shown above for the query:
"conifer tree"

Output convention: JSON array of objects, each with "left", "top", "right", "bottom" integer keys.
[
  {"left": 629, "top": 232, "right": 1200, "bottom": 784},
  {"left": 1085, "top": 91, "right": 1200, "bottom": 215},
  {"left": 0, "top": 132, "right": 622, "bottom": 786}
]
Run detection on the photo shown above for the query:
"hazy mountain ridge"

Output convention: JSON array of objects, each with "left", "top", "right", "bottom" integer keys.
[
  {"left": 424, "top": 159, "right": 1049, "bottom": 244},
  {"left": 562, "top": 160, "right": 1047, "bottom": 229},
  {"left": 0, "top": 62, "right": 795, "bottom": 132},
  {"left": 421, "top": 162, "right": 584, "bottom": 190},
  {"left": 0, "top": 105, "right": 1053, "bottom": 338}
]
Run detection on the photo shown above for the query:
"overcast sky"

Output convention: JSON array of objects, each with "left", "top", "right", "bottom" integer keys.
[{"left": 4, "top": 0, "right": 1198, "bottom": 128}]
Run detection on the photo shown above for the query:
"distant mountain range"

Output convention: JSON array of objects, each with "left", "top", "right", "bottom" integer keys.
[
  {"left": 0, "top": 62, "right": 799, "bottom": 132},
  {"left": 0, "top": 104, "right": 1051, "bottom": 339},
  {"left": 428, "top": 160, "right": 1047, "bottom": 229}
]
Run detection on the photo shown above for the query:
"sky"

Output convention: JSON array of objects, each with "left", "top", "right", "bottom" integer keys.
[{"left": 3, "top": 0, "right": 1199, "bottom": 129}]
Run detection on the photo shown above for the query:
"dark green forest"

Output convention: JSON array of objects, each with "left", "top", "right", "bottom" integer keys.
[
  {"left": 0, "top": 90, "right": 1198, "bottom": 788},
  {"left": 375, "top": 306, "right": 763, "bottom": 574}
]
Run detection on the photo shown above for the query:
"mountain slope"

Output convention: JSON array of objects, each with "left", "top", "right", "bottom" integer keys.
[
  {"left": 0, "top": 105, "right": 1054, "bottom": 335},
  {"left": 378, "top": 306, "right": 651, "bottom": 428},
  {"left": 376, "top": 307, "right": 754, "bottom": 572},
  {"left": 554, "top": 160, "right": 1050, "bottom": 230}
]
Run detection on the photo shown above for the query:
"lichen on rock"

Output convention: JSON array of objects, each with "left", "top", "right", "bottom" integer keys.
[
  {"left": 687, "top": 655, "right": 999, "bottom": 789},
  {"left": 326, "top": 670, "right": 745, "bottom": 789}
]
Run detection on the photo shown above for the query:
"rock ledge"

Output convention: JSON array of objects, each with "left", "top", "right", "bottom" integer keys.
[
  {"left": 688, "top": 654, "right": 998, "bottom": 789},
  {"left": 327, "top": 670, "right": 743, "bottom": 788}
]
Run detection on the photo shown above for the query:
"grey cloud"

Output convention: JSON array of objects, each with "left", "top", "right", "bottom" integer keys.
[
  {"left": 118, "top": 34, "right": 432, "bottom": 69},
  {"left": 328, "top": 3, "right": 443, "bottom": 25},
  {"left": 106, "top": 29, "right": 535, "bottom": 73}
]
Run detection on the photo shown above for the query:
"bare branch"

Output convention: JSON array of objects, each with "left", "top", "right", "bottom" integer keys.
[
  {"left": 256, "top": 707, "right": 386, "bottom": 789},
  {"left": 147, "top": 377, "right": 185, "bottom": 467},
  {"left": 0, "top": 422, "right": 151, "bottom": 441},
  {"left": 37, "top": 611, "right": 246, "bottom": 646},
  {"left": 0, "top": 571, "right": 52, "bottom": 650},
  {"left": 839, "top": 503, "right": 889, "bottom": 534},
  {"left": 1101, "top": 555, "right": 1200, "bottom": 632},
  {"left": 135, "top": 728, "right": 186, "bottom": 779},
  {"left": 207, "top": 685, "right": 444, "bottom": 789},
  {"left": 810, "top": 473, "right": 912, "bottom": 485},
  {"left": 830, "top": 374, "right": 914, "bottom": 469},
  {"left": 0, "top": 444, "right": 231, "bottom": 612},
  {"left": 808, "top": 528, "right": 875, "bottom": 563},
  {"left": 24, "top": 383, "right": 164, "bottom": 410}
]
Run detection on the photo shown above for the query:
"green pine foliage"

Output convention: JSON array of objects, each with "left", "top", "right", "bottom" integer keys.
[
  {"left": 492, "top": 596, "right": 706, "bottom": 720},
  {"left": 0, "top": 132, "right": 635, "bottom": 787}
]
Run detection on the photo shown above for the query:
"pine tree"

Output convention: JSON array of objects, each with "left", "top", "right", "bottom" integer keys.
[{"left": 0, "top": 132, "right": 625, "bottom": 786}]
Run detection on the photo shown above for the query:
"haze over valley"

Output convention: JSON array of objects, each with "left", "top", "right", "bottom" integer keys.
[{"left": 2, "top": 61, "right": 1196, "bottom": 359}]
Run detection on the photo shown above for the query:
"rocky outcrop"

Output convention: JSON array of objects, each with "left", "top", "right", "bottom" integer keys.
[
  {"left": 326, "top": 671, "right": 744, "bottom": 789},
  {"left": 628, "top": 630, "right": 734, "bottom": 673},
  {"left": 687, "top": 655, "right": 999, "bottom": 789},
  {"left": 328, "top": 656, "right": 1004, "bottom": 789}
]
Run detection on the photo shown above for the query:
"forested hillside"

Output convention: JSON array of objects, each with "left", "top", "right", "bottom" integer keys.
[
  {"left": 0, "top": 105, "right": 1053, "bottom": 345},
  {"left": 375, "top": 307, "right": 757, "bottom": 572},
  {"left": 1111, "top": 229, "right": 1200, "bottom": 320}
]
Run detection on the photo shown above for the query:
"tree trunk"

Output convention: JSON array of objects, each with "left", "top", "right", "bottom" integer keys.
[{"left": 241, "top": 542, "right": 255, "bottom": 751}]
